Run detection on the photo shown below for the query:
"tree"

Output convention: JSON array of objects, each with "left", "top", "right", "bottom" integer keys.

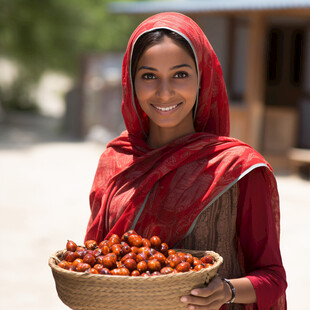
[{"left": 0, "top": 0, "right": 143, "bottom": 110}]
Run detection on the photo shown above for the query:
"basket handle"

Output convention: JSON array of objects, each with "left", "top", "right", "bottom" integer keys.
[{"left": 49, "top": 250, "right": 65, "bottom": 266}]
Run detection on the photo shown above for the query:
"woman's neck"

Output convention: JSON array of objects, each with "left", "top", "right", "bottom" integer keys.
[{"left": 147, "top": 122, "right": 196, "bottom": 149}]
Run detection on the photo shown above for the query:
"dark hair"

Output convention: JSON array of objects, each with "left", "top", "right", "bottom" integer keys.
[{"left": 131, "top": 29, "right": 196, "bottom": 81}]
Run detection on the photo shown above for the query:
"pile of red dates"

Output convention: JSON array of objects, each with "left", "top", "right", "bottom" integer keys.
[{"left": 57, "top": 230, "right": 214, "bottom": 276}]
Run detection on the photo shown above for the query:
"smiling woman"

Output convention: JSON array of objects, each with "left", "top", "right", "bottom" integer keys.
[
  {"left": 133, "top": 34, "right": 199, "bottom": 148},
  {"left": 85, "top": 12, "right": 287, "bottom": 310}
]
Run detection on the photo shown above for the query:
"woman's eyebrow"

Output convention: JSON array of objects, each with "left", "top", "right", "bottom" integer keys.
[
  {"left": 170, "top": 64, "right": 192, "bottom": 70},
  {"left": 137, "top": 65, "right": 157, "bottom": 71},
  {"left": 137, "top": 64, "right": 192, "bottom": 71}
]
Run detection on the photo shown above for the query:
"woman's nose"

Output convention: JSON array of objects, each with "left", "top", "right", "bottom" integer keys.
[{"left": 156, "top": 80, "right": 174, "bottom": 100}]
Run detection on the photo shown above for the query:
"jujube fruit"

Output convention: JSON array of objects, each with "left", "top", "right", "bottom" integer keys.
[
  {"left": 84, "top": 240, "right": 97, "bottom": 250},
  {"left": 128, "top": 234, "right": 143, "bottom": 247},
  {"left": 150, "top": 236, "right": 161, "bottom": 249},
  {"left": 147, "top": 259, "right": 161, "bottom": 272},
  {"left": 176, "top": 262, "right": 191, "bottom": 273},
  {"left": 57, "top": 231, "right": 216, "bottom": 276},
  {"left": 123, "top": 258, "right": 137, "bottom": 271},
  {"left": 201, "top": 255, "right": 214, "bottom": 264},
  {"left": 76, "top": 262, "right": 91, "bottom": 272},
  {"left": 83, "top": 253, "right": 96, "bottom": 267},
  {"left": 66, "top": 240, "right": 77, "bottom": 252}
]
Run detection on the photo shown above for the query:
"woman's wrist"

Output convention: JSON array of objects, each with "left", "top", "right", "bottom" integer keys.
[
  {"left": 222, "top": 278, "right": 236, "bottom": 303},
  {"left": 223, "top": 277, "right": 257, "bottom": 304}
]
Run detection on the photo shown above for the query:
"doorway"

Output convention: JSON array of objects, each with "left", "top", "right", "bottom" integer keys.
[{"left": 263, "top": 25, "right": 306, "bottom": 165}]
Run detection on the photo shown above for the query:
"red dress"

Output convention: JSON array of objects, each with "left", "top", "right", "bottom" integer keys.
[{"left": 85, "top": 12, "right": 287, "bottom": 309}]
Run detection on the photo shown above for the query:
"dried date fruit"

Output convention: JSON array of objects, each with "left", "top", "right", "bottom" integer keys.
[
  {"left": 194, "top": 264, "right": 205, "bottom": 271},
  {"left": 92, "top": 248, "right": 102, "bottom": 257},
  {"left": 121, "top": 230, "right": 137, "bottom": 242},
  {"left": 64, "top": 251, "right": 78, "bottom": 262},
  {"left": 116, "top": 261, "right": 124, "bottom": 268},
  {"left": 111, "top": 267, "right": 130, "bottom": 276},
  {"left": 160, "top": 266, "right": 174, "bottom": 274},
  {"left": 98, "top": 240, "right": 109, "bottom": 248},
  {"left": 108, "top": 234, "right": 121, "bottom": 248},
  {"left": 136, "top": 252, "right": 149, "bottom": 263},
  {"left": 142, "top": 238, "right": 151, "bottom": 247},
  {"left": 193, "top": 257, "right": 202, "bottom": 266},
  {"left": 137, "top": 261, "right": 148, "bottom": 273},
  {"left": 184, "top": 253, "right": 194, "bottom": 265},
  {"left": 123, "top": 258, "right": 137, "bottom": 271},
  {"left": 111, "top": 244, "right": 122, "bottom": 257},
  {"left": 201, "top": 255, "right": 214, "bottom": 264},
  {"left": 84, "top": 240, "right": 97, "bottom": 250},
  {"left": 83, "top": 253, "right": 96, "bottom": 267},
  {"left": 72, "top": 258, "right": 83, "bottom": 268},
  {"left": 121, "top": 252, "right": 137, "bottom": 263},
  {"left": 86, "top": 268, "right": 99, "bottom": 274},
  {"left": 75, "top": 247, "right": 87, "bottom": 259},
  {"left": 76, "top": 262, "right": 91, "bottom": 272},
  {"left": 131, "top": 246, "right": 139, "bottom": 254},
  {"left": 101, "top": 254, "right": 117, "bottom": 270},
  {"left": 93, "top": 264, "right": 104, "bottom": 272},
  {"left": 58, "top": 231, "right": 216, "bottom": 276},
  {"left": 147, "top": 259, "right": 161, "bottom": 272},
  {"left": 168, "top": 249, "right": 176, "bottom": 256},
  {"left": 160, "top": 243, "right": 169, "bottom": 256},
  {"left": 131, "top": 270, "right": 140, "bottom": 276},
  {"left": 150, "top": 236, "right": 161, "bottom": 249},
  {"left": 100, "top": 245, "right": 110, "bottom": 255},
  {"left": 176, "top": 262, "right": 191, "bottom": 273},
  {"left": 128, "top": 234, "right": 143, "bottom": 247},
  {"left": 166, "top": 254, "right": 182, "bottom": 268},
  {"left": 66, "top": 240, "right": 77, "bottom": 252},
  {"left": 58, "top": 260, "right": 71, "bottom": 270},
  {"left": 120, "top": 243, "right": 131, "bottom": 256},
  {"left": 99, "top": 267, "right": 112, "bottom": 275}
]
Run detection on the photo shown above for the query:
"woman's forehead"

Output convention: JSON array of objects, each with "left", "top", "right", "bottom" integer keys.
[{"left": 138, "top": 36, "right": 196, "bottom": 67}]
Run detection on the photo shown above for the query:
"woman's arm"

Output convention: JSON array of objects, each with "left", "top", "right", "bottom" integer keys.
[
  {"left": 181, "top": 168, "right": 287, "bottom": 309},
  {"left": 237, "top": 168, "right": 287, "bottom": 309}
]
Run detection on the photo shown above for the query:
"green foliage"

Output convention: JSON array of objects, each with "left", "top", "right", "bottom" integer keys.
[
  {"left": 0, "top": 0, "right": 143, "bottom": 78},
  {"left": 0, "top": 75, "right": 38, "bottom": 112},
  {"left": 0, "top": 0, "right": 144, "bottom": 111}
]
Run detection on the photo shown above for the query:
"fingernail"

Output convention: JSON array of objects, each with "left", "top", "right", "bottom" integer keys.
[
  {"left": 180, "top": 297, "right": 187, "bottom": 302},
  {"left": 191, "top": 290, "right": 198, "bottom": 295}
]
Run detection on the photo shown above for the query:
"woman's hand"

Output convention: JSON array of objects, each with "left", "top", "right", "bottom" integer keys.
[{"left": 180, "top": 275, "right": 232, "bottom": 310}]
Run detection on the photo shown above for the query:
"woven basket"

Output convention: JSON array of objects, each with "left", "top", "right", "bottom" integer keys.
[{"left": 49, "top": 249, "right": 223, "bottom": 310}]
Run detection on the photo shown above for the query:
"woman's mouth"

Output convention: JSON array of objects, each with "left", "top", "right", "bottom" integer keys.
[{"left": 152, "top": 102, "right": 182, "bottom": 112}]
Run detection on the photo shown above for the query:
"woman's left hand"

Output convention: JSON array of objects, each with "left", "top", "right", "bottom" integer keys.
[{"left": 180, "top": 275, "right": 231, "bottom": 310}]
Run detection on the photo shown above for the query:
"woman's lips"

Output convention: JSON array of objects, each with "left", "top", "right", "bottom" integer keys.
[{"left": 152, "top": 102, "right": 182, "bottom": 112}]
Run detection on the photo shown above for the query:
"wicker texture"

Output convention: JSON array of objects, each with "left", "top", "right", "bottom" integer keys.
[{"left": 49, "top": 249, "right": 223, "bottom": 310}]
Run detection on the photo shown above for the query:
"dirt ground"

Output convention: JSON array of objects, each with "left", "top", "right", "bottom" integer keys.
[{"left": 0, "top": 112, "right": 309, "bottom": 309}]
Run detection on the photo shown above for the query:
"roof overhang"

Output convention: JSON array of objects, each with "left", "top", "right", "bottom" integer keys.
[{"left": 109, "top": 0, "right": 310, "bottom": 16}]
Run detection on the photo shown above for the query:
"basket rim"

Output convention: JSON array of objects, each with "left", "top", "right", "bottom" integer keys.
[{"left": 48, "top": 249, "right": 223, "bottom": 281}]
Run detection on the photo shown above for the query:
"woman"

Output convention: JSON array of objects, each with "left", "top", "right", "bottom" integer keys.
[{"left": 85, "top": 12, "right": 287, "bottom": 309}]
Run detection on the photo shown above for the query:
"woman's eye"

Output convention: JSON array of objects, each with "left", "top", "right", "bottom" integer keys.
[
  {"left": 142, "top": 73, "right": 156, "bottom": 80},
  {"left": 174, "top": 71, "right": 188, "bottom": 78}
]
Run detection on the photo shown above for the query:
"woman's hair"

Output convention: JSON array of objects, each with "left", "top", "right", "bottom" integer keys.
[{"left": 131, "top": 29, "right": 196, "bottom": 81}]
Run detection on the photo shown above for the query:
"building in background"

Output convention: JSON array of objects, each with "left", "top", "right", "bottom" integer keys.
[{"left": 77, "top": 0, "right": 310, "bottom": 173}]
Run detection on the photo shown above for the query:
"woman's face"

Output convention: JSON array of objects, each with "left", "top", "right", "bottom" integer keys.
[{"left": 134, "top": 35, "right": 198, "bottom": 132}]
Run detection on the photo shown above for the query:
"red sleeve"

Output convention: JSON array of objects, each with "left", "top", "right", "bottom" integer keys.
[{"left": 237, "top": 168, "right": 287, "bottom": 309}]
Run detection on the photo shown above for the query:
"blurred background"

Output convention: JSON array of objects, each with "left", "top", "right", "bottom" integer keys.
[{"left": 0, "top": 0, "right": 309, "bottom": 309}]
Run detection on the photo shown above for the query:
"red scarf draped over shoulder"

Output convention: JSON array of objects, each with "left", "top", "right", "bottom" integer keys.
[{"left": 85, "top": 12, "right": 279, "bottom": 248}]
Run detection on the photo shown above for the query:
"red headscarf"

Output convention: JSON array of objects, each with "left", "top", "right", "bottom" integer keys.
[
  {"left": 122, "top": 12, "right": 230, "bottom": 139},
  {"left": 85, "top": 12, "right": 278, "bottom": 248}
]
